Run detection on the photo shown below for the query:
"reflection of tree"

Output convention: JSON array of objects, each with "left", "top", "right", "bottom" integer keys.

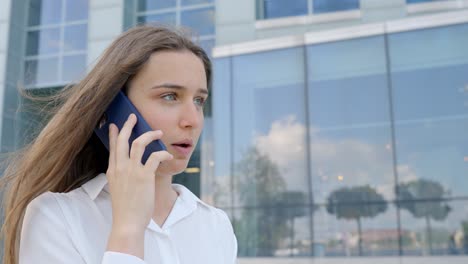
[
  {"left": 275, "top": 191, "right": 307, "bottom": 256},
  {"left": 462, "top": 221, "right": 468, "bottom": 254},
  {"left": 397, "top": 179, "right": 451, "bottom": 255},
  {"left": 326, "top": 185, "right": 388, "bottom": 256},
  {"left": 234, "top": 147, "right": 308, "bottom": 256}
]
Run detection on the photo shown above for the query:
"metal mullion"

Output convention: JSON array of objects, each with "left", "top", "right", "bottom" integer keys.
[
  {"left": 27, "top": 23, "right": 63, "bottom": 31},
  {"left": 62, "top": 20, "right": 88, "bottom": 26},
  {"left": 176, "top": 0, "right": 181, "bottom": 25},
  {"left": 58, "top": 0, "right": 65, "bottom": 83},
  {"left": 179, "top": 3, "right": 214, "bottom": 11},
  {"left": 137, "top": 7, "right": 178, "bottom": 16},
  {"left": 309, "top": 0, "right": 313, "bottom": 15},
  {"left": 25, "top": 54, "right": 61, "bottom": 60},
  {"left": 61, "top": 50, "right": 88, "bottom": 57}
]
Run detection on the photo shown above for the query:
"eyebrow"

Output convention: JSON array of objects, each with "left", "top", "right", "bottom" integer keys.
[{"left": 151, "top": 83, "right": 209, "bottom": 95}]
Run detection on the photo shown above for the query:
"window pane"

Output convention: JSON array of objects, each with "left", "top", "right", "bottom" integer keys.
[
  {"left": 24, "top": 58, "right": 59, "bottom": 86},
  {"left": 317, "top": 204, "right": 399, "bottom": 257},
  {"left": 138, "top": 0, "right": 176, "bottom": 11},
  {"left": 399, "top": 200, "right": 466, "bottom": 255},
  {"left": 62, "top": 55, "right": 86, "bottom": 82},
  {"left": 388, "top": 23, "right": 468, "bottom": 200},
  {"left": 212, "top": 58, "right": 232, "bottom": 208},
  {"left": 307, "top": 36, "right": 394, "bottom": 204},
  {"left": 181, "top": 0, "right": 214, "bottom": 6},
  {"left": 232, "top": 47, "right": 308, "bottom": 207},
  {"left": 181, "top": 7, "right": 214, "bottom": 36},
  {"left": 28, "top": 0, "right": 62, "bottom": 26},
  {"left": 313, "top": 0, "right": 360, "bottom": 14},
  {"left": 64, "top": 24, "right": 87, "bottom": 52},
  {"left": 65, "top": 0, "right": 88, "bottom": 21},
  {"left": 26, "top": 28, "right": 61, "bottom": 56},
  {"left": 199, "top": 38, "right": 214, "bottom": 57},
  {"left": 137, "top": 13, "right": 176, "bottom": 25},
  {"left": 263, "top": 0, "right": 307, "bottom": 19},
  {"left": 233, "top": 207, "right": 313, "bottom": 257}
]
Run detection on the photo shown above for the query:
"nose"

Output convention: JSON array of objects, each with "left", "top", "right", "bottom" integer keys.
[{"left": 179, "top": 101, "right": 202, "bottom": 129}]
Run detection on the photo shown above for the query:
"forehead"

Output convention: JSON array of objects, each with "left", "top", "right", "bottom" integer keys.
[{"left": 134, "top": 50, "right": 207, "bottom": 88}]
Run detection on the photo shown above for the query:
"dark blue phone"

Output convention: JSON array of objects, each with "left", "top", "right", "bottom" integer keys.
[{"left": 94, "top": 91, "right": 166, "bottom": 164}]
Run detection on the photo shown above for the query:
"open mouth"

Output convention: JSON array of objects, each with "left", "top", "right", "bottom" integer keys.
[{"left": 172, "top": 143, "right": 191, "bottom": 148}]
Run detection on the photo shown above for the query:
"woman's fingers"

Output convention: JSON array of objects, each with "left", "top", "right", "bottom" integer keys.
[
  {"left": 115, "top": 114, "right": 137, "bottom": 162},
  {"left": 107, "top": 123, "right": 118, "bottom": 172},
  {"left": 129, "top": 130, "right": 163, "bottom": 164},
  {"left": 145, "top": 151, "right": 173, "bottom": 173}
]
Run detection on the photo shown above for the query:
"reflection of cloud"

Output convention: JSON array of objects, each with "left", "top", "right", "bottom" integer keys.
[
  {"left": 255, "top": 115, "right": 308, "bottom": 192},
  {"left": 397, "top": 165, "right": 419, "bottom": 183},
  {"left": 254, "top": 116, "right": 417, "bottom": 201}
]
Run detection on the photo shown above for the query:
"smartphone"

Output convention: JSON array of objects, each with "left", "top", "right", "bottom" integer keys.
[{"left": 94, "top": 91, "right": 166, "bottom": 164}]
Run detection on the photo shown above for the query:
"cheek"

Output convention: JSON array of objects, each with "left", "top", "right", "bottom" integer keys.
[{"left": 142, "top": 110, "right": 172, "bottom": 131}]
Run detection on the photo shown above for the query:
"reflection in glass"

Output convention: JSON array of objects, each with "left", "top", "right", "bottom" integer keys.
[
  {"left": 307, "top": 36, "right": 394, "bottom": 206},
  {"left": 232, "top": 47, "right": 308, "bottom": 208},
  {"left": 327, "top": 185, "right": 388, "bottom": 256},
  {"left": 26, "top": 28, "right": 61, "bottom": 56},
  {"left": 212, "top": 58, "right": 232, "bottom": 208},
  {"left": 138, "top": 0, "right": 176, "bottom": 11},
  {"left": 138, "top": 13, "right": 176, "bottom": 25},
  {"left": 199, "top": 39, "right": 215, "bottom": 57},
  {"left": 24, "top": 58, "right": 59, "bottom": 86},
  {"left": 316, "top": 204, "right": 399, "bottom": 257},
  {"left": 313, "top": 0, "right": 360, "bottom": 14},
  {"left": 65, "top": 0, "right": 89, "bottom": 21},
  {"left": 263, "top": 0, "right": 307, "bottom": 19},
  {"left": 399, "top": 200, "right": 465, "bottom": 255},
  {"left": 64, "top": 24, "right": 87, "bottom": 52},
  {"left": 28, "top": 0, "right": 62, "bottom": 26},
  {"left": 181, "top": 8, "right": 214, "bottom": 36},
  {"left": 62, "top": 55, "right": 86, "bottom": 83},
  {"left": 233, "top": 207, "right": 312, "bottom": 257},
  {"left": 389, "top": 23, "right": 468, "bottom": 200}
]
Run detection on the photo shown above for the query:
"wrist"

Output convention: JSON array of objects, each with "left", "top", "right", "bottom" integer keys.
[{"left": 107, "top": 227, "right": 145, "bottom": 259}]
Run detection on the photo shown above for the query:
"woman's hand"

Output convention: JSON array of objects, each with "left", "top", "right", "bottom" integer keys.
[{"left": 105, "top": 113, "right": 173, "bottom": 259}]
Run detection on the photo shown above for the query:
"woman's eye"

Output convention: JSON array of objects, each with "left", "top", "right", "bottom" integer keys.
[
  {"left": 162, "top": 93, "right": 177, "bottom": 101},
  {"left": 194, "top": 97, "right": 206, "bottom": 107}
]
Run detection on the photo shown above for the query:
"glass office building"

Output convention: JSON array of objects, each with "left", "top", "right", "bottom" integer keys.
[{"left": 0, "top": 0, "right": 467, "bottom": 263}]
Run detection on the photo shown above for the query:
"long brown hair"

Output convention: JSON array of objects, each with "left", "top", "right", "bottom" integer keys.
[{"left": 0, "top": 25, "right": 211, "bottom": 264}]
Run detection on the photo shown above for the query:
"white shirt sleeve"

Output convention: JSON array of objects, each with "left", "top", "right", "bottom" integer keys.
[
  {"left": 216, "top": 209, "right": 238, "bottom": 264},
  {"left": 19, "top": 192, "right": 147, "bottom": 264}
]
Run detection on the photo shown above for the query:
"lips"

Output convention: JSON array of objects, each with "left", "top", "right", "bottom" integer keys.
[{"left": 171, "top": 139, "right": 193, "bottom": 157}]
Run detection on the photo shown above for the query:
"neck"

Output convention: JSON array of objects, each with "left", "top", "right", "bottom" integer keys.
[{"left": 152, "top": 175, "right": 178, "bottom": 226}]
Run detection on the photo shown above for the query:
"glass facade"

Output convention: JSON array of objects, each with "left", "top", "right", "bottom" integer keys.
[
  {"left": 136, "top": 0, "right": 215, "bottom": 56},
  {"left": 24, "top": 0, "right": 89, "bottom": 88},
  {"left": 261, "top": 0, "right": 360, "bottom": 19},
  {"left": 212, "top": 22, "right": 468, "bottom": 259}
]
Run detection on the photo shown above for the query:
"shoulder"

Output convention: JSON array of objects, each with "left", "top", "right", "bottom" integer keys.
[{"left": 24, "top": 186, "right": 97, "bottom": 231}]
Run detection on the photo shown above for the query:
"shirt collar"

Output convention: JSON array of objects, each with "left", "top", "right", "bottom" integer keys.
[
  {"left": 81, "top": 173, "right": 109, "bottom": 200},
  {"left": 81, "top": 173, "right": 210, "bottom": 209}
]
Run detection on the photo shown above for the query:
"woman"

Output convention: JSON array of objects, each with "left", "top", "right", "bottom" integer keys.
[{"left": 1, "top": 25, "right": 237, "bottom": 264}]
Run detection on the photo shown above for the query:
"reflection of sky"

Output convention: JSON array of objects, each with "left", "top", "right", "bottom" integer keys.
[
  {"left": 309, "top": 74, "right": 390, "bottom": 128},
  {"left": 392, "top": 64, "right": 468, "bottom": 120}
]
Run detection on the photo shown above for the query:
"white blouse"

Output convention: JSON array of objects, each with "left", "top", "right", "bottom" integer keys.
[{"left": 19, "top": 173, "right": 238, "bottom": 264}]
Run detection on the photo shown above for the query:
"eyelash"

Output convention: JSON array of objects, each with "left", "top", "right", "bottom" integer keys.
[{"left": 161, "top": 93, "right": 206, "bottom": 107}]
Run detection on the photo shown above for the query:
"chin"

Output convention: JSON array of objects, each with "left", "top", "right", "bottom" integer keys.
[{"left": 155, "top": 158, "right": 189, "bottom": 177}]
